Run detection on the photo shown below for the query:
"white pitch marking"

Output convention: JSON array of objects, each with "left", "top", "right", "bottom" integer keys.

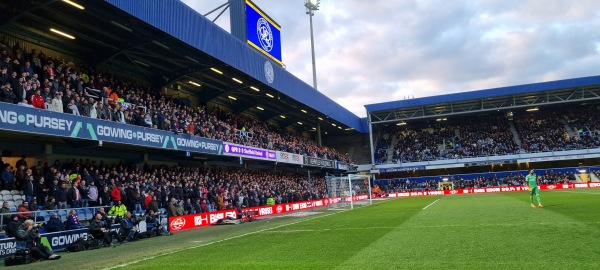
[
  {"left": 422, "top": 199, "right": 440, "bottom": 210},
  {"left": 103, "top": 199, "right": 389, "bottom": 270},
  {"left": 553, "top": 190, "right": 600, "bottom": 195}
]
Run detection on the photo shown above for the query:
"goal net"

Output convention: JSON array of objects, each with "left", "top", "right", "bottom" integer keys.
[{"left": 325, "top": 174, "right": 372, "bottom": 210}]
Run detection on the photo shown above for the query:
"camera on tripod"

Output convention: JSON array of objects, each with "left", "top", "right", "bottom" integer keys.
[{"left": 32, "top": 222, "right": 46, "bottom": 230}]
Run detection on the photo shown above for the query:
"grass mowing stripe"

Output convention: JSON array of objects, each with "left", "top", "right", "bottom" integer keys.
[
  {"left": 104, "top": 210, "right": 346, "bottom": 270},
  {"left": 110, "top": 199, "right": 397, "bottom": 270},
  {"left": 118, "top": 198, "right": 437, "bottom": 270},
  {"left": 422, "top": 198, "right": 440, "bottom": 209},
  {"left": 335, "top": 193, "right": 600, "bottom": 270}
]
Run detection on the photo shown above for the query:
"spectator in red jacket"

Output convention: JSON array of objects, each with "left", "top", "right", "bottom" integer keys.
[
  {"left": 30, "top": 88, "right": 46, "bottom": 109},
  {"left": 16, "top": 201, "right": 33, "bottom": 221},
  {"left": 111, "top": 183, "right": 122, "bottom": 204},
  {"left": 144, "top": 190, "right": 153, "bottom": 209}
]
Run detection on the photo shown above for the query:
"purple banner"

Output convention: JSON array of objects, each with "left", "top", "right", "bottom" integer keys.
[{"left": 223, "top": 143, "right": 276, "bottom": 160}]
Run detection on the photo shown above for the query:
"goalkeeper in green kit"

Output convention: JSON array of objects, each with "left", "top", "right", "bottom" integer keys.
[{"left": 526, "top": 169, "right": 543, "bottom": 208}]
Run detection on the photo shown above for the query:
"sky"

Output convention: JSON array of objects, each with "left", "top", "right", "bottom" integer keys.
[{"left": 181, "top": 0, "right": 600, "bottom": 117}]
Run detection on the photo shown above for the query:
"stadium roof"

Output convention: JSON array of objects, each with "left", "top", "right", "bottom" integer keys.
[
  {"left": 365, "top": 75, "right": 600, "bottom": 124},
  {"left": 0, "top": 0, "right": 366, "bottom": 133},
  {"left": 106, "top": 0, "right": 366, "bottom": 133}
]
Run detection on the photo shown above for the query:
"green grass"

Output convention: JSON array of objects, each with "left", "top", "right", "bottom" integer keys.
[{"left": 6, "top": 189, "right": 600, "bottom": 269}]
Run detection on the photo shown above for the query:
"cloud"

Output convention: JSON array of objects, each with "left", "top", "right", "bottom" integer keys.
[{"left": 181, "top": 0, "right": 600, "bottom": 117}]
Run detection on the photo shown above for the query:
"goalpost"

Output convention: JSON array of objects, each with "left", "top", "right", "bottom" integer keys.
[{"left": 325, "top": 174, "right": 372, "bottom": 210}]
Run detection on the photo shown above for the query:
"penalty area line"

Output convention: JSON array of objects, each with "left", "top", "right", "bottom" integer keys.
[{"left": 422, "top": 199, "right": 440, "bottom": 210}]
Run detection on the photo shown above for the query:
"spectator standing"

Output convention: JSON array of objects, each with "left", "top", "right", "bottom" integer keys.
[
  {"left": 34, "top": 177, "right": 47, "bottom": 206},
  {"left": 0, "top": 201, "right": 11, "bottom": 225},
  {"left": 111, "top": 183, "right": 122, "bottom": 204},
  {"left": 54, "top": 181, "right": 68, "bottom": 209},
  {"left": 68, "top": 181, "right": 82, "bottom": 208},
  {"left": 1, "top": 163, "right": 14, "bottom": 190},
  {"left": 99, "top": 186, "right": 110, "bottom": 207},
  {"left": 78, "top": 180, "right": 89, "bottom": 208},
  {"left": 29, "top": 88, "right": 45, "bottom": 109},
  {"left": 167, "top": 198, "right": 177, "bottom": 217},
  {"left": 52, "top": 91, "right": 63, "bottom": 113},
  {"left": 22, "top": 174, "right": 35, "bottom": 203},
  {"left": 88, "top": 181, "right": 98, "bottom": 207}
]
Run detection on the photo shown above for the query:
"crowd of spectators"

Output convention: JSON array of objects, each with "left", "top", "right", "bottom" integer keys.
[
  {"left": 391, "top": 129, "right": 441, "bottom": 163},
  {"left": 565, "top": 106, "right": 600, "bottom": 134},
  {"left": 0, "top": 156, "right": 327, "bottom": 218},
  {"left": 376, "top": 170, "right": 576, "bottom": 193},
  {"left": 0, "top": 40, "right": 349, "bottom": 163},
  {"left": 376, "top": 109, "right": 600, "bottom": 164},
  {"left": 450, "top": 117, "right": 519, "bottom": 157},
  {"left": 515, "top": 112, "right": 572, "bottom": 152},
  {"left": 381, "top": 179, "right": 439, "bottom": 192},
  {"left": 382, "top": 116, "right": 519, "bottom": 163}
]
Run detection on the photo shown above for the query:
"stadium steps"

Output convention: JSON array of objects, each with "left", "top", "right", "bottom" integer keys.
[
  {"left": 590, "top": 173, "right": 600, "bottom": 182},
  {"left": 562, "top": 122, "right": 578, "bottom": 138},
  {"left": 353, "top": 145, "right": 373, "bottom": 164},
  {"left": 387, "top": 135, "right": 397, "bottom": 162},
  {"left": 347, "top": 146, "right": 355, "bottom": 160},
  {"left": 508, "top": 121, "right": 522, "bottom": 148}
]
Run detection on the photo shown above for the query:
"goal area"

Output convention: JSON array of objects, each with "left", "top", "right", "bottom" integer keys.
[{"left": 325, "top": 174, "right": 372, "bottom": 210}]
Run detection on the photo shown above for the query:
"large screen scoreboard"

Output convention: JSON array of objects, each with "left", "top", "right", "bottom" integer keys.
[{"left": 245, "top": 0, "right": 282, "bottom": 65}]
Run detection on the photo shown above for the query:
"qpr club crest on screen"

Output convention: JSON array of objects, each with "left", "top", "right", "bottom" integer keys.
[{"left": 257, "top": 18, "right": 274, "bottom": 52}]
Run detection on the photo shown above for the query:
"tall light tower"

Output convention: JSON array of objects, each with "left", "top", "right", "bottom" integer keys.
[{"left": 305, "top": 0, "right": 320, "bottom": 90}]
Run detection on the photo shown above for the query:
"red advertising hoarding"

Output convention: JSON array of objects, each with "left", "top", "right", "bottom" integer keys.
[{"left": 169, "top": 183, "right": 599, "bottom": 232}]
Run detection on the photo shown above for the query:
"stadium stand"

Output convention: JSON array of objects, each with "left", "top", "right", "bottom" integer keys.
[
  {"left": 377, "top": 170, "right": 576, "bottom": 193},
  {"left": 0, "top": 158, "right": 328, "bottom": 221},
  {"left": 0, "top": 44, "right": 349, "bottom": 163},
  {"left": 376, "top": 110, "right": 600, "bottom": 164}
]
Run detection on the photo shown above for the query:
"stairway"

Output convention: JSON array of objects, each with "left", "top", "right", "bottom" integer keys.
[
  {"left": 346, "top": 146, "right": 355, "bottom": 162},
  {"left": 561, "top": 116, "right": 578, "bottom": 138},
  {"left": 387, "top": 134, "right": 397, "bottom": 163},
  {"left": 508, "top": 121, "right": 522, "bottom": 148}
]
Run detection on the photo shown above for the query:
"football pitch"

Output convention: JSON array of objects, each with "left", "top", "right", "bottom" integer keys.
[{"left": 8, "top": 188, "right": 600, "bottom": 269}]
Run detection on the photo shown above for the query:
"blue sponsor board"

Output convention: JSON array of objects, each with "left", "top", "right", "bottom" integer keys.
[
  {"left": 246, "top": 0, "right": 282, "bottom": 65},
  {"left": 0, "top": 103, "right": 222, "bottom": 155},
  {"left": 0, "top": 238, "right": 16, "bottom": 259},
  {"left": 40, "top": 228, "right": 89, "bottom": 251},
  {"left": 0, "top": 224, "right": 123, "bottom": 258}
]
